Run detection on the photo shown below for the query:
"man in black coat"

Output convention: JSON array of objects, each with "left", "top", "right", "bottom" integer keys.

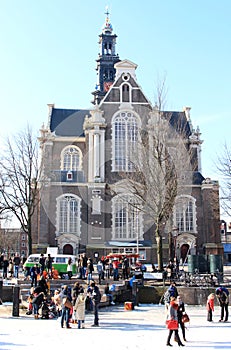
[
  {"left": 216, "top": 286, "right": 229, "bottom": 322},
  {"left": 90, "top": 282, "right": 101, "bottom": 327}
]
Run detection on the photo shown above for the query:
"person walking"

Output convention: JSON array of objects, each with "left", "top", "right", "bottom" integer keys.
[
  {"left": 90, "top": 281, "right": 101, "bottom": 327},
  {"left": 215, "top": 286, "right": 229, "bottom": 322},
  {"left": 30, "top": 264, "right": 40, "bottom": 287},
  {"left": 177, "top": 295, "right": 187, "bottom": 341},
  {"left": 8, "top": 258, "right": 14, "bottom": 278},
  {"left": 13, "top": 253, "right": 21, "bottom": 278},
  {"left": 67, "top": 257, "right": 73, "bottom": 280},
  {"left": 59, "top": 285, "right": 72, "bottom": 329},
  {"left": 206, "top": 293, "right": 215, "bottom": 322},
  {"left": 97, "top": 260, "right": 104, "bottom": 285},
  {"left": 166, "top": 297, "right": 184, "bottom": 347},
  {"left": 45, "top": 254, "right": 53, "bottom": 278},
  {"left": 73, "top": 287, "right": 86, "bottom": 329},
  {"left": 39, "top": 254, "right": 46, "bottom": 275},
  {"left": 87, "top": 258, "right": 94, "bottom": 285},
  {"left": 82, "top": 253, "right": 88, "bottom": 280},
  {"left": 2, "top": 256, "right": 9, "bottom": 279}
]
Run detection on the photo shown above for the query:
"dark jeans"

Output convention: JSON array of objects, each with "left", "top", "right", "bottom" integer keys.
[
  {"left": 93, "top": 302, "right": 99, "bottom": 325},
  {"left": 178, "top": 320, "right": 186, "bottom": 339},
  {"left": 61, "top": 307, "right": 70, "bottom": 328},
  {"left": 32, "top": 303, "right": 39, "bottom": 315},
  {"left": 220, "top": 303, "right": 229, "bottom": 321},
  {"left": 207, "top": 308, "right": 213, "bottom": 321}
]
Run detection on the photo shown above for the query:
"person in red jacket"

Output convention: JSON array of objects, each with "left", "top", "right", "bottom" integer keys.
[{"left": 206, "top": 293, "right": 215, "bottom": 322}]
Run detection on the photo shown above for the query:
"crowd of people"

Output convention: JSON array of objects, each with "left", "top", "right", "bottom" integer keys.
[{"left": 26, "top": 275, "right": 105, "bottom": 328}]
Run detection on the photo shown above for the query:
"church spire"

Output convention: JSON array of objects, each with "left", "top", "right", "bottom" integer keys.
[{"left": 92, "top": 8, "right": 120, "bottom": 105}]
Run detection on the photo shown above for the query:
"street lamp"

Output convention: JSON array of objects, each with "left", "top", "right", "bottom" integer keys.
[{"left": 172, "top": 227, "right": 179, "bottom": 262}]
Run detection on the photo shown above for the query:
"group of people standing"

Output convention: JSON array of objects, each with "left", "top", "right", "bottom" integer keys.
[
  {"left": 77, "top": 253, "right": 130, "bottom": 283},
  {"left": 29, "top": 278, "right": 102, "bottom": 329},
  {"left": 55, "top": 281, "right": 102, "bottom": 328},
  {"left": 0, "top": 253, "right": 23, "bottom": 279}
]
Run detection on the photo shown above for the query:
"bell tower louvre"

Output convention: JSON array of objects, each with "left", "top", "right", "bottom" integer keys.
[{"left": 92, "top": 8, "right": 120, "bottom": 105}]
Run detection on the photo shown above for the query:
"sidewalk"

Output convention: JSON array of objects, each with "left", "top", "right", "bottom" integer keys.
[{"left": 0, "top": 303, "right": 230, "bottom": 349}]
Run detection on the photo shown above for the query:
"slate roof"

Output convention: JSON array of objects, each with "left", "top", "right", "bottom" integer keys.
[
  {"left": 49, "top": 108, "right": 89, "bottom": 137},
  {"left": 163, "top": 111, "right": 192, "bottom": 138},
  {"left": 193, "top": 171, "right": 205, "bottom": 185}
]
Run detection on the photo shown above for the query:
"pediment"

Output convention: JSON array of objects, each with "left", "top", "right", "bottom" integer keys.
[{"left": 115, "top": 59, "right": 137, "bottom": 80}]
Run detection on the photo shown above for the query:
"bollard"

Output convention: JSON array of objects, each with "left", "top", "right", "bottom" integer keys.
[
  {"left": 12, "top": 285, "right": 20, "bottom": 317},
  {"left": 132, "top": 280, "right": 139, "bottom": 307}
]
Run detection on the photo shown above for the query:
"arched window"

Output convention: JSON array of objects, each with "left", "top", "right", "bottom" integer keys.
[
  {"left": 173, "top": 195, "right": 196, "bottom": 233},
  {"left": 122, "top": 84, "right": 130, "bottom": 102},
  {"left": 112, "top": 112, "right": 139, "bottom": 171},
  {"left": 112, "top": 194, "right": 143, "bottom": 240},
  {"left": 57, "top": 194, "right": 81, "bottom": 235},
  {"left": 61, "top": 146, "right": 82, "bottom": 171}
]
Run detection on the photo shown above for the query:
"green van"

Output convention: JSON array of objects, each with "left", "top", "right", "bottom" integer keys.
[{"left": 23, "top": 254, "right": 77, "bottom": 278}]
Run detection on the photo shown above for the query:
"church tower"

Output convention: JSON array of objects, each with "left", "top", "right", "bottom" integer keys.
[{"left": 92, "top": 9, "right": 120, "bottom": 104}]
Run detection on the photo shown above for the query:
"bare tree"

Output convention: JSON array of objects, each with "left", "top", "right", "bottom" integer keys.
[
  {"left": 0, "top": 126, "right": 41, "bottom": 255},
  {"left": 217, "top": 144, "right": 231, "bottom": 216},
  {"left": 110, "top": 104, "right": 194, "bottom": 270}
]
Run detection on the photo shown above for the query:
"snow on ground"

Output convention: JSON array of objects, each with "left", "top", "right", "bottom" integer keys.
[{"left": 0, "top": 304, "right": 230, "bottom": 349}]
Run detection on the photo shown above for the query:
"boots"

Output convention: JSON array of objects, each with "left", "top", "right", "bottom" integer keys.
[{"left": 178, "top": 341, "right": 185, "bottom": 347}]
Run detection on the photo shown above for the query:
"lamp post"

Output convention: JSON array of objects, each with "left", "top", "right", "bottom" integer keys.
[{"left": 171, "top": 228, "right": 179, "bottom": 262}]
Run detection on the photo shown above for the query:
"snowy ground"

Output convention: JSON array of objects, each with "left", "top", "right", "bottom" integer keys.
[{"left": 0, "top": 304, "right": 230, "bottom": 349}]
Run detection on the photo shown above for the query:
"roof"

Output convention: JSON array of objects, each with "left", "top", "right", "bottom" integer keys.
[
  {"left": 50, "top": 108, "right": 89, "bottom": 137},
  {"left": 163, "top": 111, "right": 192, "bottom": 138},
  {"left": 193, "top": 172, "right": 205, "bottom": 185}
]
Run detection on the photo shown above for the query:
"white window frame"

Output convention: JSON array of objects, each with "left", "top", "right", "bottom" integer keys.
[
  {"left": 112, "top": 194, "right": 143, "bottom": 241},
  {"left": 112, "top": 111, "right": 140, "bottom": 171},
  {"left": 173, "top": 195, "right": 197, "bottom": 233},
  {"left": 60, "top": 145, "right": 82, "bottom": 171},
  {"left": 56, "top": 194, "right": 81, "bottom": 236}
]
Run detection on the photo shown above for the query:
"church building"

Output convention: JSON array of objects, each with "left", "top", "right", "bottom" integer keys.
[{"left": 34, "top": 12, "right": 222, "bottom": 264}]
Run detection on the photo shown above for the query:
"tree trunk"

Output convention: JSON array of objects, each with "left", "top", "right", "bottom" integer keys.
[
  {"left": 155, "top": 228, "right": 163, "bottom": 271},
  {"left": 27, "top": 233, "right": 33, "bottom": 255}
]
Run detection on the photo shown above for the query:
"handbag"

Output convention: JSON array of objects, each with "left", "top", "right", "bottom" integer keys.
[
  {"left": 166, "top": 319, "right": 178, "bottom": 330},
  {"left": 181, "top": 313, "right": 190, "bottom": 323},
  {"left": 63, "top": 297, "right": 72, "bottom": 309}
]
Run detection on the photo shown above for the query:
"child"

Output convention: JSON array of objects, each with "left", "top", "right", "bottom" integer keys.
[{"left": 207, "top": 293, "right": 215, "bottom": 322}]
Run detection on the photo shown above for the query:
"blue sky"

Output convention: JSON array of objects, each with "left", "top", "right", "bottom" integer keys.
[{"left": 0, "top": 1, "right": 230, "bottom": 187}]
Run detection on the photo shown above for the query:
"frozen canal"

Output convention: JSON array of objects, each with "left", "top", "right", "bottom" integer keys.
[{"left": 0, "top": 304, "right": 230, "bottom": 349}]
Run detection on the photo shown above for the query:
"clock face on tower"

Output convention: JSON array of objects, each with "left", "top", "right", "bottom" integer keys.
[{"left": 104, "top": 81, "right": 112, "bottom": 92}]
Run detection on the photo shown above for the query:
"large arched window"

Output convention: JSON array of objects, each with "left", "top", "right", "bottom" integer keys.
[
  {"left": 57, "top": 194, "right": 81, "bottom": 235},
  {"left": 112, "top": 112, "right": 139, "bottom": 171},
  {"left": 112, "top": 194, "right": 143, "bottom": 240},
  {"left": 173, "top": 195, "right": 197, "bottom": 233},
  {"left": 61, "top": 146, "right": 82, "bottom": 171}
]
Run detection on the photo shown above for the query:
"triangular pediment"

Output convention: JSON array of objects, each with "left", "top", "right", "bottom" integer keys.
[{"left": 115, "top": 59, "right": 137, "bottom": 80}]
